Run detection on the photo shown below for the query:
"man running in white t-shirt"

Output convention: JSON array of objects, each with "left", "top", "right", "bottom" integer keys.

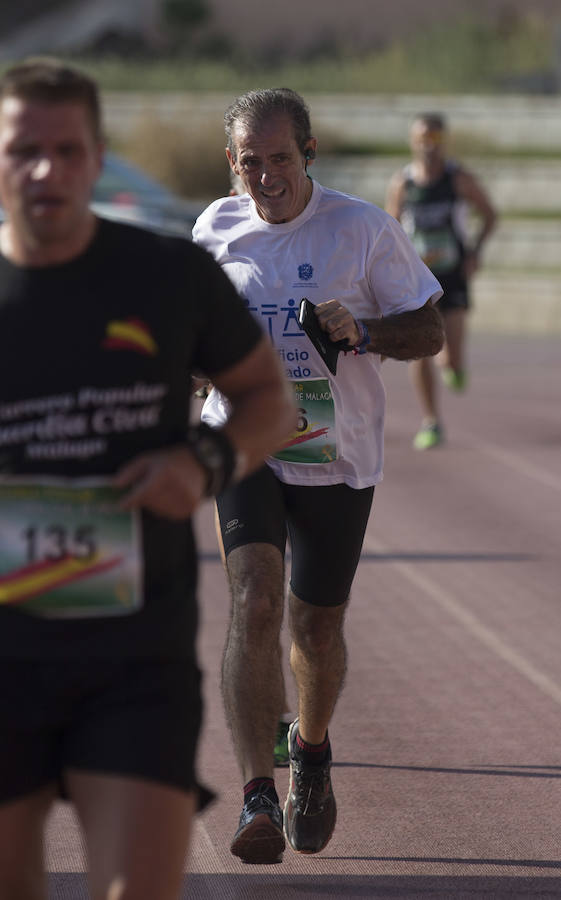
[{"left": 193, "top": 87, "right": 444, "bottom": 865}]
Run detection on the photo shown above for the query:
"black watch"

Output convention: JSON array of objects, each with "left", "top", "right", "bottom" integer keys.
[{"left": 187, "top": 424, "right": 236, "bottom": 497}]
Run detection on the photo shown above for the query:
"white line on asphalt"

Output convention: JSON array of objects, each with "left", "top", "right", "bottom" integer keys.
[
  {"left": 465, "top": 435, "right": 561, "bottom": 492},
  {"left": 189, "top": 820, "right": 238, "bottom": 896},
  {"left": 363, "top": 534, "right": 561, "bottom": 707},
  {"left": 388, "top": 410, "right": 561, "bottom": 492}
]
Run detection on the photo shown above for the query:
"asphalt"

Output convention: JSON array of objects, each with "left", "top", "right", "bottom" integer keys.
[{"left": 46, "top": 333, "right": 561, "bottom": 899}]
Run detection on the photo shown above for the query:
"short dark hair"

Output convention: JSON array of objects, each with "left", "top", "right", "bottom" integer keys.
[
  {"left": 224, "top": 88, "right": 313, "bottom": 156},
  {"left": 0, "top": 58, "right": 102, "bottom": 140},
  {"left": 413, "top": 112, "right": 447, "bottom": 132}
]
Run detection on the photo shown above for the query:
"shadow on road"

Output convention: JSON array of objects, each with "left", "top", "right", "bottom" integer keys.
[
  {"left": 201, "top": 551, "right": 538, "bottom": 564},
  {"left": 49, "top": 872, "right": 561, "bottom": 899}
]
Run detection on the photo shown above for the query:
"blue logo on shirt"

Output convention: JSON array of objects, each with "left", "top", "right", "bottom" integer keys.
[{"left": 298, "top": 263, "right": 314, "bottom": 281}]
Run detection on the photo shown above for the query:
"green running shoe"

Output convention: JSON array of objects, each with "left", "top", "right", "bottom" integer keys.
[
  {"left": 442, "top": 367, "right": 467, "bottom": 392},
  {"left": 274, "top": 721, "right": 290, "bottom": 767},
  {"left": 413, "top": 423, "right": 443, "bottom": 451}
]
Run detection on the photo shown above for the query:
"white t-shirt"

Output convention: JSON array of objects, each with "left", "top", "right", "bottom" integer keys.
[{"left": 192, "top": 180, "right": 442, "bottom": 489}]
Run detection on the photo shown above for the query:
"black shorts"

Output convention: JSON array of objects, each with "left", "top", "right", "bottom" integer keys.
[
  {"left": 217, "top": 465, "right": 374, "bottom": 607},
  {"left": 437, "top": 284, "right": 470, "bottom": 312},
  {"left": 0, "top": 658, "right": 213, "bottom": 808}
]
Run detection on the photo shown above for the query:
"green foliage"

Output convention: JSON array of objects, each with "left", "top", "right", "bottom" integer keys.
[
  {"left": 163, "top": 0, "right": 210, "bottom": 29},
  {"left": 503, "top": 209, "right": 561, "bottom": 221},
  {"left": 56, "top": 13, "right": 555, "bottom": 94},
  {"left": 398, "top": 14, "right": 553, "bottom": 92},
  {"left": 112, "top": 115, "right": 230, "bottom": 201},
  {"left": 9, "top": 13, "right": 552, "bottom": 205}
]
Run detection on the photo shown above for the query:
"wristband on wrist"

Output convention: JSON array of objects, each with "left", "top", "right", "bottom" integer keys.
[
  {"left": 186, "top": 423, "right": 237, "bottom": 497},
  {"left": 349, "top": 319, "right": 370, "bottom": 355}
]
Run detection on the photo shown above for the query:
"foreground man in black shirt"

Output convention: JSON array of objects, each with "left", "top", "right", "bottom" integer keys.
[{"left": 0, "top": 59, "right": 296, "bottom": 900}]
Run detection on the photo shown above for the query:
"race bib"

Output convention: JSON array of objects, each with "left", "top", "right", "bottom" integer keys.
[
  {"left": 275, "top": 378, "right": 337, "bottom": 464},
  {"left": 413, "top": 230, "right": 461, "bottom": 274},
  {"left": 0, "top": 478, "right": 142, "bottom": 619}
]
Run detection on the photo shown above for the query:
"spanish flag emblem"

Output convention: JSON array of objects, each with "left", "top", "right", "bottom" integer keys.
[
  {"left": 103, "top": 318, "right": 158, "bottom": 356},
  {"left": 0, "top": 554, "right": 123, "bottom": 606}
]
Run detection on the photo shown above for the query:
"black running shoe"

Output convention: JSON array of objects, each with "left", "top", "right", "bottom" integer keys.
[
  {"left": 230, "top": 785, "right": 285, "bottom": 864},
  {"left": 283, "top": 719, "right": 337, "bottom": 854}
]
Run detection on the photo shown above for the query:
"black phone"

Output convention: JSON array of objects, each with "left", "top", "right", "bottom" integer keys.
[{"left": 298, "top": 298, "right": 347, "bottom": 376}]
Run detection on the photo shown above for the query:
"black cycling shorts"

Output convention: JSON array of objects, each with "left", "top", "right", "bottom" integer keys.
[
  {"left": 216, "top": 465, "right": 374, "bottom": 607},
  {"left": 0, "top": 658, "right": 213, "bottom": 808}
]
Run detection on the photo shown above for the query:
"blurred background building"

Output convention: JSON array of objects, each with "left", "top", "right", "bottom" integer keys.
[
  {"left": 1, "top": 0, "right": 560, "bottom": 335},
  {"left": 1, "top": 0, "right": 561, "bottom": 84}
]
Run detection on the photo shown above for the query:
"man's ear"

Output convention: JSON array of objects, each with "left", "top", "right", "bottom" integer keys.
[
  {"left": 226, "top": 147, "right": 237, "bottom": 173},
  {"left": 304, "top": 137, "right": 318, "bottom": 169}
]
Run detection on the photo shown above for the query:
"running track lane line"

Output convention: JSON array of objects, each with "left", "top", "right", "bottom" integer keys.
[
  {"left": 461, "top": 434, "right": 561, "bottom": 493},
  {"left": 362, "top": 533, "right": 561, "bottom": 708},
  {"left": 190, "top": 820, "right": 238, "bottom": 896},
  {"left": 389, "top": 412, "right": 561, "bottom": 494}
]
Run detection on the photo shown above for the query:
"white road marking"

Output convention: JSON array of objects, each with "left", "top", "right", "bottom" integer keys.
[
  {"left": 363, "top": 533, "right": 561, "bottom": 707},
  {"left": 388, "top": 410, "right": 561, "bottom": 492},
  {"left": 465, "top": 434, "right": 561, "bottom": 492},
  {"left": 190, "top": 818, "right": 224, "bottom": 869}
]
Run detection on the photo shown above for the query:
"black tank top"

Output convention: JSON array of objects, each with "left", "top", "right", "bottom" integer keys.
[{"left": 401, "top": 162, "right": 466, "bottom": 291}]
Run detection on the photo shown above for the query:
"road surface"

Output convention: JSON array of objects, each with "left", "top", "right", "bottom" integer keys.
[{"left": 47, "top": 333, "right": 561, "bottom": 899}]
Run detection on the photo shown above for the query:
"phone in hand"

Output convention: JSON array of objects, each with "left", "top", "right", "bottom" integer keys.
[{"left": 298, "top": 298, "right": 348, "bottom": 375}]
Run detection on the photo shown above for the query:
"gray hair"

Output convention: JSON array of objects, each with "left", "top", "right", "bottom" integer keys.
[{"left": 224, "top": 88, "right": 312, "bottom": 156}]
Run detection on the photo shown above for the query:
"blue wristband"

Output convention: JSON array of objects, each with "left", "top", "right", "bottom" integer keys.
[{"left": 353, "top": 320, "right": 370, "bottom": 355}]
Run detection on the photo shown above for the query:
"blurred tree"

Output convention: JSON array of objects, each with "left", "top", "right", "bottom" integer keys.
[
  {"left": 163, "top": 0, "right": 210, "bottom": 29},
  {"left": 160, "top": 0, "right": 212, "bottom": 55}
]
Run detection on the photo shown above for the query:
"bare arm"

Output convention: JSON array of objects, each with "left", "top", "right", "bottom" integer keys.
[
  {"left": 385, "top": 172, "right": 406, "bottom": 221},
  {"left": 115, "top": 336, "right": 296, "bottom": 519},
  {"left": 455, "top": 168, "right": 497, "bottom": 277},
  {"left": 315, "top": 298, "right": 444, "bottom": 362},
  {"left": 362, "top": 300, "right": 444, "bottom": 360}
]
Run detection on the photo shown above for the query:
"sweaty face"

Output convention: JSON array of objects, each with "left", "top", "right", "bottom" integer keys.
[
  {"left": 410, "top": 121, "right": 445, "bottom": 163},
  {"left": 0, "top": 96, "right": 102, "bottom": 259},
  {"left": 227, "top": 114, "right": 315, "bottom": 224}
]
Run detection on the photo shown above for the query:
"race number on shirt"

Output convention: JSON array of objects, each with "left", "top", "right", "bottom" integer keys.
[
  {"left": 0, "top": 478, "right": 142, "bottom": 618},
  {"left": 275, "top": 378, "right": 338, "bottom": 464}
]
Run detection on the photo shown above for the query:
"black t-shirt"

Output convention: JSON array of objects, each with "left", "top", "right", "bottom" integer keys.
[{"left": 0, "top": 218, "right": 262, "bottom": 660}]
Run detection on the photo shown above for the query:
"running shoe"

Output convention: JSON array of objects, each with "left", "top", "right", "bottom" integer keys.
[
  {"left": 442, "top": 367, "right": 467, "bottom": 392},
  {"left": 413, "top": 422, "right": 443, "bottom": 450},
  {"left": 230, "top": 784, "right": 285, "bottom": 864},
  {"left": 283, "top": 719, "right": 337, "bottom": 854},
  {"left": 274, "top": 720, "right": 290, "bottom": 767}
]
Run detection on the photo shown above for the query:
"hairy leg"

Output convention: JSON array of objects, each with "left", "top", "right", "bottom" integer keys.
[
  {"left": 409, "top": 356, "right": 439, "bottom": 422},
  {"left": 0, "top": 784, "right": 56, "bottom": 900},
  {"left": 277, "top": 644, "right": 290, "bottom": 716},
  {"left": 67, "top": 770, "right": 195, "bottom": 900},
  {"left": 215, "top": 507, "right": 290, "bottom": 722},
  {"left": 288, "top": 591, "right": 348, "bottom": 744},
  {"left": 221, "top": 542, "right": 286, "bottom": 782}
]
